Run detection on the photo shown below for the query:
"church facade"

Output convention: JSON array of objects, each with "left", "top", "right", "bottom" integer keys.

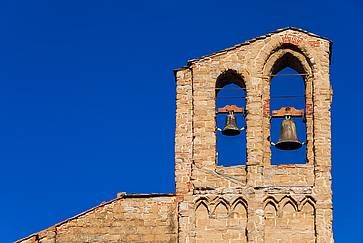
[{"left": 17, "top": 27, "right": 333, "bottom": 243}]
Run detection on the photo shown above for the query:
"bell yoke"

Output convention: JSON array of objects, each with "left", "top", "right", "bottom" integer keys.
[{"left": 217, "top": 102, "right": 304, "bottom": 151}]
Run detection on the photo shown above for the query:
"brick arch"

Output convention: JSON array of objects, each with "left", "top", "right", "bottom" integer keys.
[
  {"left": 258, "top": 41, "right": 316, "bottom": 118},
  {"left": 262, "top": 47, "right": 314, "bottom": 111},
  {"left": 254, "top": 37, "right": 317, "bottom": 77},
  {"left": 216, "top": 69, "right": 246, "bottom": 92},
  {"left": 262, "top": 47, "right": 313, "bottom": 77}
]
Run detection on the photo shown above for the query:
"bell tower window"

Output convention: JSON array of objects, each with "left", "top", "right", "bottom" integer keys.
[
  {"left": 270, "top": 64, "right": 307, "bottom": 165},
  {"left": 215, "top": 70, "right": 246, "bottom": 166}
]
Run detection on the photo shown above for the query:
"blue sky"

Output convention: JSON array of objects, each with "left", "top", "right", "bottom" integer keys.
[{"left": 1, "top": 0, "right": 362, "bottom": 242}]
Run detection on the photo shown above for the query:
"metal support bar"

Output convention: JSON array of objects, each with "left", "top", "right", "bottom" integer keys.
[
  {"left": 215, "top": 87, "right": 246, "bottom": 90},
  {"left": 269, "top": 73, "right": 309, "bottom": 77},
  {"left": 217, "top": 95, "right": 304, "bottom": 99}
]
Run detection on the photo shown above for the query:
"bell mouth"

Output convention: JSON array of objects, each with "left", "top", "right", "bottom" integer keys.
[
  {"left": 275, "top": 140, "right": 302, "bottom": 150},
  {"left": 222, "top": 129, "right": 241, "bottom": 136}
]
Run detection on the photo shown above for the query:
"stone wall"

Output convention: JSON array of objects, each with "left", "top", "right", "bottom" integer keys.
[
  {"left": 175, "top": 28, "right": 333, "bottom": 243},
  {"left": 17, "top": 194, "right": 177, "bottom": 243}
]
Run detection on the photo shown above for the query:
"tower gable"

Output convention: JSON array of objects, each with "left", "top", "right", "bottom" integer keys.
[{"left": 175, "top": 27, "right": 333, "bottom": 242}]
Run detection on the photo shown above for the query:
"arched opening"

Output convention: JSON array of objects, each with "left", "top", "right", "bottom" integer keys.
[
  {"left": 269, "top": 52, "right": 307, "bottom": 165},
  {"left": 215, "top": 70, "right": 246, "bottom": 166}
]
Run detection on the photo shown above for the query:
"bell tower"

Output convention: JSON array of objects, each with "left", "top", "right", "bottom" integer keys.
[{"left": 174, "top": 27, "right": 333, "bottom": 242}]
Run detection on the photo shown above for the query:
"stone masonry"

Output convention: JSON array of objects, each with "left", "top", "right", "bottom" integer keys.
[{"left": 16, "top": 27, "right": 333, "bottom": 243}]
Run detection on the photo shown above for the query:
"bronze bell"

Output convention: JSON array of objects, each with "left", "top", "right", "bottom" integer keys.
[
  {"left": 275, "top": 116, "right": 302, "bottom": 150},
  {"left": 222, "top": 111, "right": 240, "bottom": 136}
]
